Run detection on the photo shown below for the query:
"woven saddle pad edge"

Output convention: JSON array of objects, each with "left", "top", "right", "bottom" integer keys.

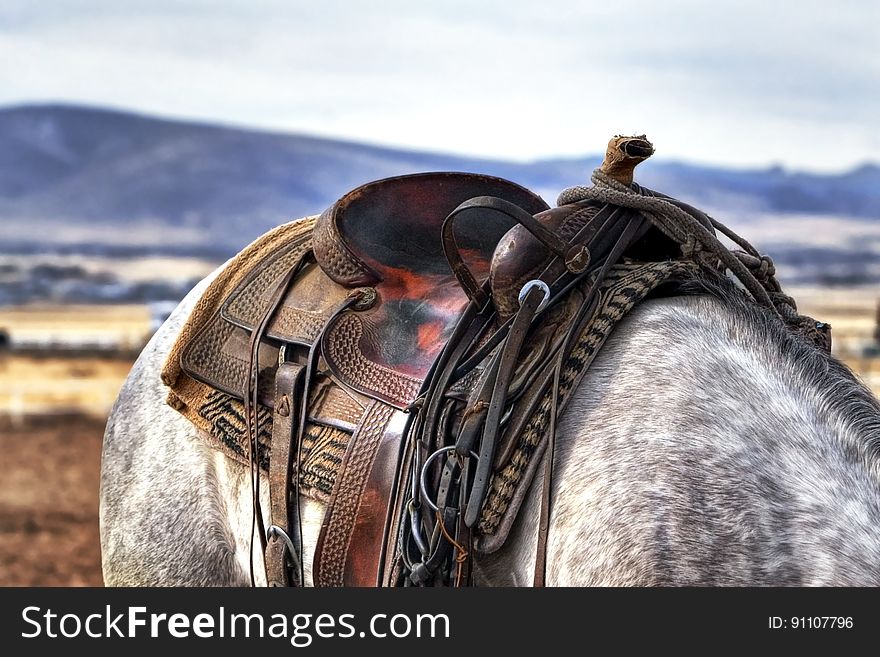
[{"left": 162, "top": 215, "right": 318, "bottom": 392}]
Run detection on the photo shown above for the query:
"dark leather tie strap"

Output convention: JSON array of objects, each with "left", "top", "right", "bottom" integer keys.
[
  {"left": 265, "top": 361, "right": 306, "bottom": 587},
  {"left": 532, "top": 359, "right": 561, "bottom": 587},
  {"left": 243, "top": 250, "right": 311, "bottom": 586},
  {"left": 465, "top": 282, "right": 547, "bottom": 527}
]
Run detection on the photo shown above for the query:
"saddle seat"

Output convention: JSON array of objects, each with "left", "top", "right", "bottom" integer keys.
[
  {"left": 182, "top": 172, "right": 549, "bottom": 409},
  {"left": 313, "top": 172, "right": 550, "bottom": 288}
]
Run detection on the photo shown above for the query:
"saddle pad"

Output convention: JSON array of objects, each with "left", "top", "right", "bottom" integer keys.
[
  {"left": 197, "top": 387, "right": 355, "bottom": 501},
  {"left": 162, "top": 216, "right": 358, "bottom": 502}
]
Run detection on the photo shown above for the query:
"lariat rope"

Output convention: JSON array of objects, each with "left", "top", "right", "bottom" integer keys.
[{"left": 558, "top": 168, "right": 801, "bottom": 323}]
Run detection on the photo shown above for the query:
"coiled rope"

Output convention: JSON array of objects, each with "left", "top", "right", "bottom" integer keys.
[{"left": 558, "top": 168, "right": 802, "bottom": 323}]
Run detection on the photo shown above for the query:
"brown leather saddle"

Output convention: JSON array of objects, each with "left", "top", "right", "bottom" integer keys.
[
  {"left": 180, "top": 171, "right": 569, "bottom": 585},
  {"left": 183, "top": 172, "right": 550, "bottom": 408},
  {"left": 174, "top": 136, "right": 823, "bottom": 587}
]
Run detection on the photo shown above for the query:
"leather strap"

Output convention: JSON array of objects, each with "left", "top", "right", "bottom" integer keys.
[
  {"left": 244, "top": 252, "right": 310, "bottom": 586},
  {"left": 313, "top": 401, "right": 396, "bottom": 586},
  {"left": 533, "top": 361, "right": 561, "bottom": 587},
  {"left": 265, "top": 360, "right": 307, "bottom": 587},
  {"left": 532, "top": 214, "right": 649, "bottom": 585},
  {"left": 465, "top": 283, "right": 546, "bottom": 527}
]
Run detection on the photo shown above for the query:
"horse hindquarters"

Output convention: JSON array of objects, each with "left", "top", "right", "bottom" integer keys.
[{"left": 100, "top": 273, "right": 250, "bottom": 586}]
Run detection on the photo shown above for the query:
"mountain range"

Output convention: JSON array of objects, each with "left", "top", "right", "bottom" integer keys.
[{"left": 2, "top": 103, "right": 878, "bottom": 259}]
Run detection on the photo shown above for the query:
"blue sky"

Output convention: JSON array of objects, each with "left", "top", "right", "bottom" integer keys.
[{"left": 1, "top": 1, "right": 877, "bottom": 171}]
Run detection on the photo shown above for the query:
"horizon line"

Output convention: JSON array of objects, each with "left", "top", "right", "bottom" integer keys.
[{"left": 2, "top": 99, "right": 877, "bottom": 177}]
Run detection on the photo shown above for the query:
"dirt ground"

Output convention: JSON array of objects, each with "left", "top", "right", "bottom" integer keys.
[{"left": 0, "top": 415, "right": 104, "bottom": 586}]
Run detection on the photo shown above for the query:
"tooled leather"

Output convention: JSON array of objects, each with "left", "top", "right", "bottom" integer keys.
[
  {"left": 223, "top": 240, "right": 317, "bottom": 338},
  {"left": 314, "top": 401, "right": 395, "bottom": 586},
  {"left": 308, "top": 376, "right": 366, "bottom": 432},
  {"left": 184, "top": 216, "right": 425, "bottom": 409},
  {"left": 266, "top": 361, "right": 305, "bottom": 587},
  {"left": 268, "top": 307, "right": 327, "bottom": 344},
  {"left": 183, "top": 321, "right": 278, "bottom": 399},
  {"left": 312, "top": 205, "right": 378, "bottom": 287},
  {"left": 228, "top": 264, "right": 352, "bottom": 347},
  {"left": 183, "top": 237, "right": 310, "bottom": 395},
  {"left": 183, "top": 319, "right": 366, "bottom": 434},
  {"left": 348, "top": 413, "right": 407, "bottom": 586},
  {"left": 557, "top": 204, "right": 601, "bottom": 238},
  {"left": 322, "top": 313, "right": 423, "bottom": 408}
]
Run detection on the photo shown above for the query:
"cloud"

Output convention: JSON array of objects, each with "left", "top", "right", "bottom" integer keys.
[{"left": 1, "top": 0, "right": 877, "bottom": 171}]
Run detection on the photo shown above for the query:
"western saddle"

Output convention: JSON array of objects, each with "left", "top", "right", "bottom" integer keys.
[{"left": 165, "top": 135, "right": 830, "bottom": 586}]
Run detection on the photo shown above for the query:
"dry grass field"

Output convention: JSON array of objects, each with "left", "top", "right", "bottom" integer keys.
[
  {"left": 792, "top": 286, "right": 880, "bottom": 393},
  {"left": 0, "top": 416, "right": 104, "bottom": 586},
  {"left": 0, "top": 306, "right": 142, "bottom": 586},
  {"left": 0, "top": 305, "right": 145, "bottom": 421},
  {"left": 0, "top": 304, "right": 151, "bottom": 351},
  {"left": 0, "top": 355, "right": 135, "bottom": 422}
]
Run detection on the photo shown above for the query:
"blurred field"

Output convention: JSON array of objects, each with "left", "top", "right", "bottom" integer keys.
[
  {"left": 0, "top": 355, "right": 135, "bottom": 422},
  {"left": 792, "top": 286, "right": 880, "bottom": 393},
  {"left": 0, "top": 305, "right": 145, "bottom": 421},
  {"left": 0, "top": 253, "right": 217, "bottom": 285},
  {"left": 0, "top": 416, "right": 104, "bottom": 586},
  {"left": 0, "top": 304, "right": 151, "bottom": 351},
  {"left": 0, "top": 306, "right": 142, "bottom": 585}
]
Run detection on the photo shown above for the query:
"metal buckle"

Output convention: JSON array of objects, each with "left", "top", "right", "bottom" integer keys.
[
  {"left": 518, "top": 279, "right": 551, "bottom": 313},
  {"left": 419, "top": 445, "right": 478, "bottom": 513},
  {"left": 267, "top": 525, "right": 297, "bottom": 559}
]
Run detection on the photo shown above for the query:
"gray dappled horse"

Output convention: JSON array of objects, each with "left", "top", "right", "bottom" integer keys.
[
  {"left": 100, "top": 265, "right": 880, "bottom": 586},
  {"left": 100, "top": 136, "right": 880, "bottom": 586}
]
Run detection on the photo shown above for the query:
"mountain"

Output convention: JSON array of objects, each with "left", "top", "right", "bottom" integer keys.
[{"left": 2, "top": 103, "right": 878, "bottom": 258}]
